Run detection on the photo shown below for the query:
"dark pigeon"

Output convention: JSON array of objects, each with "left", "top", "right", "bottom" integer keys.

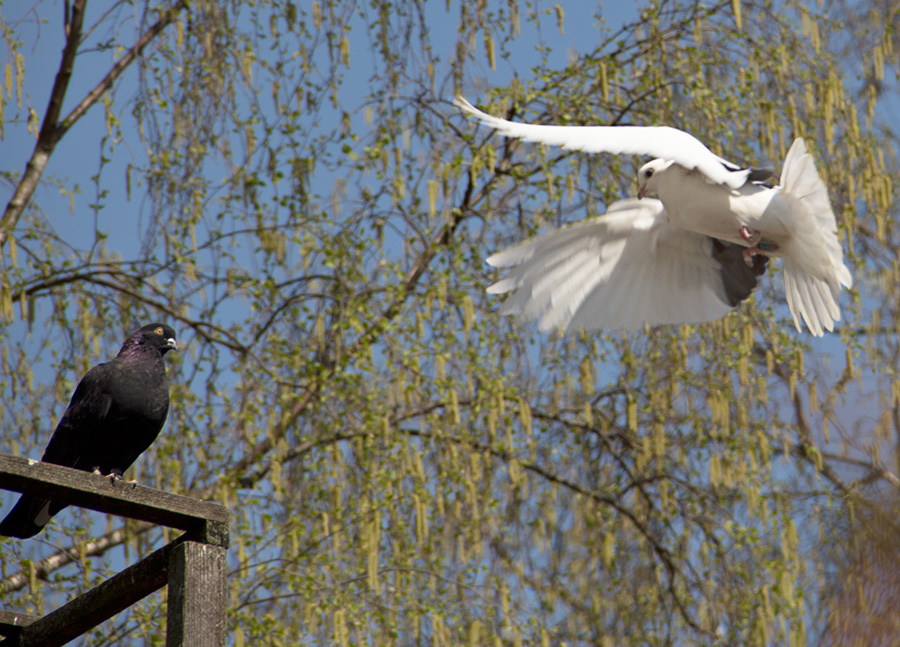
[
  {"left": 711, "top": 239, "right": 770, "bottom": 307},
  {"left": 0, "top": 323, "right": 178, "bottom": 539}
]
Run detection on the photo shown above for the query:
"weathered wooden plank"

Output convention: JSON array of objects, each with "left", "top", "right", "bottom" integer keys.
[
  {"left": 0, "top": 453, "right": 230, "bottom": 646},
  {"left": 166, "top": 541, "right": 227, "bottom": 647},
  {"left": 0, "top": 609, "right": 39, "bottom": 638},
  {"left": 8, "top": 538, "right": 180, "bottom": 647},
  {"left": 0, "top": 454, "right": 228, "bottom": 546}
]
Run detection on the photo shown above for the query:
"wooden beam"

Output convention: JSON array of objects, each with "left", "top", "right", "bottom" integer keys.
[
  {"left": 8, "top": 537, "right": 182, "bottom": 647},
  {"left": 0, "top": 453, "right": 230, "bottom": 645},
  {"left": 0, "top": 610, "right": 38, "bottom": 639},
  {"left": 166, "top": 541, "right": 227, "bottom": 647},
  {"left": 0, "top": 455, "right": 228, "bottom": 547}
]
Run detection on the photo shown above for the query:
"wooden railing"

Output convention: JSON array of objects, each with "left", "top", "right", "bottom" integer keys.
[{"left": 0, "top": 454, "right": 229, "bottom": 647}]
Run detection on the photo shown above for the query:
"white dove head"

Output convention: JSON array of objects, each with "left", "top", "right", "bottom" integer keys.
[{"left": 637, "top": 159, "right": 673, "bottom": 199}]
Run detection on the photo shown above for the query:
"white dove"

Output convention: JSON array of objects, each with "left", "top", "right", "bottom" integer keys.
[{"left": 456, "top": 97, "right": 853, "bottom": 336}]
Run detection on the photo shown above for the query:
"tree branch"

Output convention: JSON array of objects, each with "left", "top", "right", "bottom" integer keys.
[
  {"left": 0, "top": 522, "right": 151, "bottom": 594},
  {"left": 0, "top": 0, "right": 86, "bottom": 247},
  {"left": 0, "top": 0, "right": 188, "bottom": 247}
]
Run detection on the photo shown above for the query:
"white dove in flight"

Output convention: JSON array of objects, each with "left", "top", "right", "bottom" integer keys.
[{"left": 456, "top": 97, "right": 853, "bottom": 336}]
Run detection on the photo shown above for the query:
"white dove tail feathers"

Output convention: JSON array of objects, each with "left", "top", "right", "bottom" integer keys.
[{"left": 778, "top": 138, "right": 853, "bottom": 336}]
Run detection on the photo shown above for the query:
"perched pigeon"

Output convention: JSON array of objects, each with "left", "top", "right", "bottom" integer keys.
[
  {"left": 0, "top": 323, "right": 178, "bottom": 539},
  {"left": 456, "top": 97, "right": 853, "bottom": 335}
]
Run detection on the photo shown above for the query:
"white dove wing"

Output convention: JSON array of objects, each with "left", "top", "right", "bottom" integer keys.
[
  {"left": 456, "top": 97, "right": 750, "bottom": 189},
  {"left": 487, "top": 199, "right": 740, "bottom": 332}
]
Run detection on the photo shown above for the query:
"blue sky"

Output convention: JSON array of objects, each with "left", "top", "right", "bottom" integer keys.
[{"left": 1, "top": 1, "right": 639, "bottom": 253}]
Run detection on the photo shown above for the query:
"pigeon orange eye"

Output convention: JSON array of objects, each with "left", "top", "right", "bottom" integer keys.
[{"left": 155, "top": 327, "right": 164, "bottom": 335}]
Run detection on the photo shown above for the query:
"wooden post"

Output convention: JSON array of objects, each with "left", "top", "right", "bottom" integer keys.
[
  {"left": 166, "top": 541, "right": 227, "bottom": 647},
  {"left": 0, "top": 454, "right": 229, "bottom": 646}
]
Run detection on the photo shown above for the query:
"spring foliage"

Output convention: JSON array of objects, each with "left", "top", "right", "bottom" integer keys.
[{"left": 0, "top": 1, "right": 898, "bottom": 645}]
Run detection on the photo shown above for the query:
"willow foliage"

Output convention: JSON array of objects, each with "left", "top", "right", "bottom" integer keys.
[{"left": 0, "top": 1, "right": 897, "bottom": 645}]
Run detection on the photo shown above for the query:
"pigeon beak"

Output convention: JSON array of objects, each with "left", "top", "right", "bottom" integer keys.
[
  {"left": 166, "top": 338, "right": 178, "bottom": 351},
  {"left": 637, "top": 185, "right": 647, "bottom": 200}
]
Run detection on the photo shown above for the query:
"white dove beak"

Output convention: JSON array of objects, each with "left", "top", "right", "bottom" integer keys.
[{"left": 637, "top": 185, "right": 647, "bottom": 200}]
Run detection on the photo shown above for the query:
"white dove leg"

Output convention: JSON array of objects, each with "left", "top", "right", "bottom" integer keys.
[
  {"left": 740, "top": 225, "right": 762, "bottom": 245},
  {"left": 742, "top": 241, "right": 780, "bottom": 267},
  {"left": 742, "top": 248, "right": 760, "bottom": 266}
]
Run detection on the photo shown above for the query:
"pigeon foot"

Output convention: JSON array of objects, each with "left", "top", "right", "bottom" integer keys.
[{"left": 107, "top": 470, "right": 136, "bottom": 488}]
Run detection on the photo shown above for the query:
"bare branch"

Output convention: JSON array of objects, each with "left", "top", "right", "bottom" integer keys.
[{"left": 0, "top": 0, "right": 188, "bottom": 247}]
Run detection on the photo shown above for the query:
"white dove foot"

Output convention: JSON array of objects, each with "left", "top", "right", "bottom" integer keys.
[
  {"left": 739, "top": 226, "right": 762, "bottom": 245},
  {"left": 741, "top": 238, "right": 780, "bottom": 266},
  {"left": 742, "top": 247, "right": 764, "bottom": 267}
]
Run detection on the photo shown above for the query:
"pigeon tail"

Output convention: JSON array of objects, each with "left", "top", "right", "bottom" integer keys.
[
  {"left": 0, "top": 495, "right": 60, "bottom": 539},
  {"left": 778, "top": 138, "right": 852, "bottom": 335}
]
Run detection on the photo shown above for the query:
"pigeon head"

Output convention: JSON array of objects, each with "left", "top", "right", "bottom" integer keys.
[
  {"left": 119, "top": 323, "right": 178, "bottom": 357},
  {"left": 637, "top": 159, "right": 673, "bottom": 199}
]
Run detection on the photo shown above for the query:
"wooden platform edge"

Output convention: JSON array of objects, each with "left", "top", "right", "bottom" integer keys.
[
  {"left": 0, "top": 454, "right": 228, "bottom": 542},
  {"left": 0, "top": 610, "right": 39, "bottom": 638}
]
